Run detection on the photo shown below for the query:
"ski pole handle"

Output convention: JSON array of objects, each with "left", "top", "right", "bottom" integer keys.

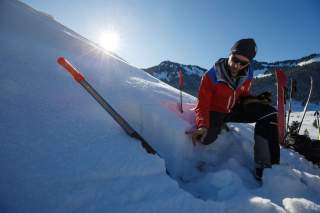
[{"left": 57, "top": 57, "right": 85, "bottom": 82}]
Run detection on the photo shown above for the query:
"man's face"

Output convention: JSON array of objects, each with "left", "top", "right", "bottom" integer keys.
[{"left": 227, "top": 54, "right": 250, "bottom": 77}]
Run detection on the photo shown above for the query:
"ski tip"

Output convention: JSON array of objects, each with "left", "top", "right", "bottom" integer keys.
[{"left": 275, "top": 69, "right": 287, "bottom": 85}]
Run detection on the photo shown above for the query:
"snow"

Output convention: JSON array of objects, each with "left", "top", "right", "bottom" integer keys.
[
  {"left": 286, "top": 101, "right": 319, "bottom": 137},
  {"left": 283, "top": 198, "right": 320, "bottom": 213},
  {"left": 253, "top": 67, "right": 273, "bottom": 79},
  {"left": 298, "top": 57, "right": 320, "bottom": 66},
  {"left": 1, "top": 0, "right": 320, "bottom": 212},
  {"left": 183, "top": 65, "right": 205, "bottom": 77},
  {"left": 255, "top": 73, "right": 272, "bottom": 79},
  {"left": 154, "top": 71, "right": 170, "bottom": 81},
  {"left": 156, "top": 62, "right": 205, "bottom": 81},
  {"left": 253, "top": 68, "right": 268, "bottom": 78}
]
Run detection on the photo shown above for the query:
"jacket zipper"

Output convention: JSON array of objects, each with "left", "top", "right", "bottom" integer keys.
[
  {"left": 227, "top": 96, "right": 232, "bottom": 112},
  {"left": 220, "top": 81, "right": 238, "bottom": 112},
  {"left": 231, "top": 91, "right": 236, "bottom": 109},
  {"left": 225, "top": 88, "right": 237, "bottom": 112}
]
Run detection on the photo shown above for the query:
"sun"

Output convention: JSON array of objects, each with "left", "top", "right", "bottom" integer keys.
[{"left": 98, "top": 31, "right": 120, "bottom": 52}]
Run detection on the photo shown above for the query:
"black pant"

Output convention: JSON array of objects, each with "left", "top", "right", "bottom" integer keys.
[{"left": 203, "top": 102, "right": 280, "bottom": 166}]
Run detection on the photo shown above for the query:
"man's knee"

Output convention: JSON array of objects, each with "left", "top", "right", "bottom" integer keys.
[
  {"left": 254, "top": 108, "right": 280, "bottom": 165},
  {"left": 255, "top": 109, "right": 278, "bottom": 137}
]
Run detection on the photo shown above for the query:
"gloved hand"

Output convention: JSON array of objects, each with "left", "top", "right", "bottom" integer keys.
[
  {"left": 191, "top": 127, "right": 208, "bottom": 145},
  {"left": 257, "top": 91, "right": 272, "bottom": 104},
  {"left": 241, "top": 91, "right": 272, "bottom": 105}
]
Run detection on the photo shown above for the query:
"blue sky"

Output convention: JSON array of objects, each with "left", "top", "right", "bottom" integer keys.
[{"left": 22, "top": 0, "right": 320, "bottom": 69}]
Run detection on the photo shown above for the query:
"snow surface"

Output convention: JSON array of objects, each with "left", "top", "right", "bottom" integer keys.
[
  {"left": 253, "top": 68, "right": 269, "bottom": 78},
  {"left": 154, "top": 71, "right": 170, "bottom": 82},
  {"left": 1, "top": 0, "right": 320, "bottom": 212},
  {"left": 298, "top": 56, "right": 320, "bottom": 66},
  {"left": 182, "top": 65, "right": 205, "bottom": 77},
  {"left": 286, "top": 101, "right": 320, "bottom": 137},
  {"left": 156, "top": 62, "right": 205, "bottom": 82}
]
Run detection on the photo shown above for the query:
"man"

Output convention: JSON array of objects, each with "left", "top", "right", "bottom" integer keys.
[{"left": 192, "top": 38, "right": 279, "bottom": 181}]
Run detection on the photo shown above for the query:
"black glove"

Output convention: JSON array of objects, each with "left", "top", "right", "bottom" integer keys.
[
  {"left": 256, "top": 91, "right": 272, "bottom": 103},
  {"left": 241, "top": 91, "right": 272, "bottom": 105}
]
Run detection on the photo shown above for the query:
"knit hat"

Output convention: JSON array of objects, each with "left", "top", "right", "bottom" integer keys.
[{"left": 231, "top": 38, "right": 257, "bottom": 61}]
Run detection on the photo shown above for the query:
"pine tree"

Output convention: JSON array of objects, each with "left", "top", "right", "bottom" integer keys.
[{"left": 288, "top": 120, "right": 300, "bottom": 136}]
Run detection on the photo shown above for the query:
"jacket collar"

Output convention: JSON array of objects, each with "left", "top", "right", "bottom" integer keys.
[{"left": 214, "top": 58, "right": 250, "bottom": 89}]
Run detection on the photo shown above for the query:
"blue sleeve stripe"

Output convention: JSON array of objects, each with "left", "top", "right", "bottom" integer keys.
[
  {"left": 207, "top": 66, "right": 218, "bottom": 83},
  {"left": 247, "top": 66, "right": 254, "bottom": 80}
]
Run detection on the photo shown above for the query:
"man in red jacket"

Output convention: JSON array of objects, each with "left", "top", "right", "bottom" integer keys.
[{"left": 192, "top": 38, "right": 279, "bottom": 180}]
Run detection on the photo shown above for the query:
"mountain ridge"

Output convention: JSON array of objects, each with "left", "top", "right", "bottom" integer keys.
[{"left": 143, "top": 53, "right": 320, "bottom": 104}]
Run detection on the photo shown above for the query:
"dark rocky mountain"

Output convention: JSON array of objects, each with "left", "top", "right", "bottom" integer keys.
[
  {"left": 144, "top": 60, "right": 206, "bottom": 96},
  {"left": 143, "top": 54, "right": 320, "bottom": 104}
]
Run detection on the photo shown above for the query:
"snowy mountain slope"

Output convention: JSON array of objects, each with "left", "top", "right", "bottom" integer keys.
[
  {"left": 1, "top": 0, "right": 320, "bottom": 212},
  {"left": 144, "top": 54, "right": 320, "bottom": 98},
  {"left": 298, "top": 55, "right": 320, "bottom": 66}
]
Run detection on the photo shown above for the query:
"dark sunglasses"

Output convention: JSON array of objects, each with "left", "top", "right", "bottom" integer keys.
[{"left": 231, "top": 55, "right": 249, "bottom": 66}]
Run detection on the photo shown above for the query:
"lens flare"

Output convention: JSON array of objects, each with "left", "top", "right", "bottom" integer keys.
[{"left": 99, "top": 31, "right": 119, "bottom": 51}]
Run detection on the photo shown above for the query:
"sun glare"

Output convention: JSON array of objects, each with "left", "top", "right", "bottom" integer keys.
[{"left": 99, "top": 31, "right": 120, "bottom": 52}]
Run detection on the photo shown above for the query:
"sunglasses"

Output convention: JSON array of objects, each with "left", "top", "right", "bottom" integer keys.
[{"left": 231, "top": 55, "right": 249, "bottom": 66}]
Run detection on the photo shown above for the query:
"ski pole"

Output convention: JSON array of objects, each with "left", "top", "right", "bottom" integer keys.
[
  {"left": 286, "top": 79, "right": 293, "bottom": 133},
  {"left": 297, "top": 76, "right": 313, "bottom": 134},
  {"left": 57, "top": 57, "right": 156, "bottom": 154},
  {"left": 178, "top": 66, "right": 184, "bottom": 113}
]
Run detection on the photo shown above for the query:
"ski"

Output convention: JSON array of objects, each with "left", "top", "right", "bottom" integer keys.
[
  {"left": 297, "top": 76, "right": 313, "bottom": 134},
  {"left": 275, "top": 69, "right": 287, "bottom": 145},
  {"left": 286, "top": 79, "right": 293, "bottom": 133},
  {"left": 57, "top": 57, "right": 156, "bottom": 154}
]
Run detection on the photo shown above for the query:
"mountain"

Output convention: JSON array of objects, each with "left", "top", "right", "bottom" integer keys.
[
  {"left": 251, "top": 53, "right": 320, "bottom": 76},
  {"left": 143, "top": 54, "right": 320, "bottom": 104},
  {"left": 144, "top": 60, "right": 206, "bottom": 95},
  {"left": 252, "top": 58, "right": 320, "bottom": 104},
  {"left": 1, "top": 0, "right": 320, "bottom": 212}
]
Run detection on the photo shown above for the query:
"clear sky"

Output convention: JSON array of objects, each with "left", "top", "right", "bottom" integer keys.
[{"left": 21, "top": 0, "right": 320, "bottom": 69}]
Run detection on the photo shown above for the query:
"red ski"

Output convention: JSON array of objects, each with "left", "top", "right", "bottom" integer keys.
[{"left": 275, "top": 69, "right": 287, "bottom": 145}]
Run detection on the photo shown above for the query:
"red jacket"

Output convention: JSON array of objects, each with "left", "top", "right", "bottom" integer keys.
[{"left": 195, "top": 59, "right": 253, "bottom": 128}]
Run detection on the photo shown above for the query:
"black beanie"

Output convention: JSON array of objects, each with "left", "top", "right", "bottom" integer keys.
[{"left": 231, "top": 38, "right": 257, "bottom": 61}]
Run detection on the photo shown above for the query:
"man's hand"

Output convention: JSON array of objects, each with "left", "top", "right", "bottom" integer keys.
[
  {"left": 191, "top": 127, "right": 208, "bottom": 145},
  {"left": 257, "top": 91, "right": 272, "bottom": 104},
  {"left": 241, "top": 91, "right": 272, "bottom": 105}
]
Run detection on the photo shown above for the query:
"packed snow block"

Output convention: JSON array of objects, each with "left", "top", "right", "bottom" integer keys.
[
  {"left": 80, "top": 58, "right": 198, "bottom": 175},
  {"left": 138, "top": 103, "right": 196, "bottom": 173},
  {"left": 56, "top": 50, "right": 198, "bottom": 165}
]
